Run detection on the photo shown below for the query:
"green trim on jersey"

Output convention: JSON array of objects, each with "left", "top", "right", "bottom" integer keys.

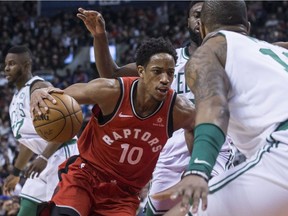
[
  {"left": 209, "top": 143, "right": 274, "bottom": 194},
  {"left": 19, "top": 193, "right": 43, "bottom": 203},
  {"left": 145, "top": 196, "right": 169, "bottom": 216},
  {"left": 182, "top": 46, "right": 190, "bottom": 60}
]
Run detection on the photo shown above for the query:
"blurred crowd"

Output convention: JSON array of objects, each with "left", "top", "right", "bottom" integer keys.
[{"left": 1, "top": 1, "right": 288, "bottom": 215}]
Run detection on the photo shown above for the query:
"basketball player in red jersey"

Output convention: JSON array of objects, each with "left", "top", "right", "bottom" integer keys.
[{"left": 31, "top": 37, "right": 196, "bottom": 216}]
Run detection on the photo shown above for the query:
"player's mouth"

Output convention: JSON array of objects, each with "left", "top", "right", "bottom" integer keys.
[
  {"left": 194, "top": 26, "right": 200, "bottom": 33},
  {"left": 157, "top": 87, "right": 169, "bottom": 96},
  {"left": 5, "top": 75, "right": 11, "bottom": 81}
]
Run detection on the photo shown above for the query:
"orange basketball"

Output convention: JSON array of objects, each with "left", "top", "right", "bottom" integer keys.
[{"left": 33, "top": 92, "right": 83, "bottom": 143}]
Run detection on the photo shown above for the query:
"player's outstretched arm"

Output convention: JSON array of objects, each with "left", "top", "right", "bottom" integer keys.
[
  {"left": 3, "top": 144, "right": 34, "bottom": 195},
  {"left": 77, "top": 8, "right": 138, "bottom": 78},
  {"left": 60, "top": 78, "right": 120, "bottom": 117}
]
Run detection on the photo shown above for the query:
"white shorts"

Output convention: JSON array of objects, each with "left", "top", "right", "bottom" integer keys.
[{"left": 20, "top": 142, "right": 79, "bottom": 203}]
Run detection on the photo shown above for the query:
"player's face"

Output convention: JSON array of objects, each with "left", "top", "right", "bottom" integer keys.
[
  {"left": 4, "top": 53, "right": 26, "bottom": 85},
  {"left": 188, "top": 2, "right": 203, "bottom": 46},
  {"left": 139, "top": 53, "right": 175, "bottom": 102}
]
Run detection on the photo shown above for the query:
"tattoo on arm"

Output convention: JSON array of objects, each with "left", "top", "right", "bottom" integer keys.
[
  {"left": 185, "top": 36, "right": 230, "bottom": 127},
  {"left": 185, "top": 38, "right": 229, "bottom": 105}
]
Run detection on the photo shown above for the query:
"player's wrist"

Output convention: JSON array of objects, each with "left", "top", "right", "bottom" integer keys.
[
  {"left": 182, "top": 170, "right": 209, "bottom": 182},
  {"left": 188, "top": 123, "right": 225, "bottom": 179},
  {"left": 36, "top": 154, "right": 49, "bottom": 162},
  {"left": 12, "top": 167, "right": 21, "bottom": 177}
]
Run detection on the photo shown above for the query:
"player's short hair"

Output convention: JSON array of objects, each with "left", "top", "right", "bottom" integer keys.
[
  {"left": 135, "top": 37, "right": 177, "bottom": 67},
  {"left": 201, "top": 0, "right": 249, "bottom": 31},
  {"left": 7, "top": 45, "right": 32, "bottom": 58}
]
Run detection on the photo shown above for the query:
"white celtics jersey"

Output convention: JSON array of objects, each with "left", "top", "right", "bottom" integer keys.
[
  {"left": 156, "top": 47, "right": 233, "bottom": 175},
  {"left": 157, "top": 47, "right": 193, "bottom": 164},
  {"left": 220, "top": 30, "right": 288, "bottom": 159},
  {"left": 9, "top": 76, "right": 48, "bottom": 154}
]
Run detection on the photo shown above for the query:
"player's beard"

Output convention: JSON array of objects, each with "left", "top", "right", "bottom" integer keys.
[
  {"left": 189, "top": 28, "right": 202, "bottom": 46},
  {"left": 8, "top": 68, "right": 23, "bottom": 86}
]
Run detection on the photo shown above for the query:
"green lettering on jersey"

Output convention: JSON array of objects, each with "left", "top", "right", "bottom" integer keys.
[
  {"left": 189, "top": 99, "right": 195, "bottom": 104},
  {"left": 259, "top": 48, "right": 288, "bottom": 72},
  {"left": 177, "top": 72, "right": 191, "bottom": 94},
  {"left": 12, "top": 119, "right": 24, "bottom": 139}
]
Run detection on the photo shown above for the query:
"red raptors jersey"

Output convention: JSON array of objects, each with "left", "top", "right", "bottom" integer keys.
[{"left": 78, "top": 77, "right": 176, "bottom": 189}]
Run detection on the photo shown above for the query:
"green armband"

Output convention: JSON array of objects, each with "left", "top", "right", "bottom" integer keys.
[{"left": 188, "top": 123, "right": 225, "bottom": 179}]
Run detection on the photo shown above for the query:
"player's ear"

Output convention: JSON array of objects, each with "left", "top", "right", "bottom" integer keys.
[
  {"left": 246, "top": 21, "right": 251, "bottom": 35},
  {"left": 23, "top": 60, "right": 32, "bottom": 72},
  {"left": 137, "top": 65, "right": 145, "bottom": 78}
]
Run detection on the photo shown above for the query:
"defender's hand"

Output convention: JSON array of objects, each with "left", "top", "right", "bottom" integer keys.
[
  {"left": 25, "top": 157, "right": 48, "bottom": 179},
  {"left": 30, "top": 87, "right": 63, "bottom": 116},
  {"left": 151, "top": 175, "right": 208, "bottom": 214},
  {"left": 77, "top": 8, "right": 106, "bottom": 37}
]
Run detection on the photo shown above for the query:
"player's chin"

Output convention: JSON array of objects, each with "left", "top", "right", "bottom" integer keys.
[{"left": 154, "top": 91, "right": 168, "bottom": 101}]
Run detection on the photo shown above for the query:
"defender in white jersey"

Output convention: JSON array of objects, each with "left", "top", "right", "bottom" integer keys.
[
  {"left": 76, "top": 3, "right": 234, "bottom": 215},
  {"left": 153, "top": 1, "right": 288, "bottom": 216},
  {"left": 3, "top": 46, "right": 79, "bottom": 216}
]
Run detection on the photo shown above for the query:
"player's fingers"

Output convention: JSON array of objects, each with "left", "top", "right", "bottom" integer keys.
[
  {"left": 180, "top": 190, "right": 192, "bottom": 212},
  {"left": 25, "top": 166, "right": 32, "bottom": 178},
  {"left": 35, "top": 171, "right": 41, "bottom": 178},
  {"left": 78, "top": 7, "right": 85, "bottom": 13},
  {"left": 32, "top": 171, "right": 38, "bottom": 179},
  {"left": 47, "top": 86, "right": 63, "bottom": 94},
  {"left": 191, "top": 190, "right": 201, "bottom": 214},
  {"left": 201, "top": 191, "right": 208, "bottom": 211},
  {"left": 77, "top": 13, "right": 86, "bottom": 21},
  {"left": 97, "top": 14, "right": 105, "bottom": 25},
  {"left": 44, "top": 94, "right": 57, "bottom": 105}
]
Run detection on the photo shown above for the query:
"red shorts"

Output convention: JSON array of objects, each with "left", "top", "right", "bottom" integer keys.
[{"left": 52, "top": 156, "right": 140, "bottom": 216}]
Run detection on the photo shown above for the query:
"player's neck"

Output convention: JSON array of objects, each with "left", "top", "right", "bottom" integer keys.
[
  {"left": 188, "top": 41, "right": 199, "bottom": 56},
  {"left": 16, "top": 74, "right": 32, "bottom": 90},
  {"left": 134, "top": 83, "right": 162, "bottom": 118}
]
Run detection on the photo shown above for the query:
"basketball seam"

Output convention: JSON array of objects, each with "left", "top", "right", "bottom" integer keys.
[
  {"left": 54, "top": 94, "right": 74, "bottom": 139},
  {"left": 70, "top": 97, "right": 82, "bottom": 124},
  {"left": 34, "top": 93, "right": 82, "bottom": 142}
]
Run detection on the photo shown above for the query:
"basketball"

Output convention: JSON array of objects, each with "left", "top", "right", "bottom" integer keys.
[{"left": 33, "top": 92, "right": 83, "bottom": 143}]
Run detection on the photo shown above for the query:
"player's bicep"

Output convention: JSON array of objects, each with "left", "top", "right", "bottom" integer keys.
[
  {"left": 185, "top": 36, "right": 230, "bottom": 128},
  {"left": 64, "top": 78, "right": 120, "bottom": 111},
  {"left": 114, "top": 63, "right": 138, "bottom": 77},
  {"left": 185, "top": 41, "right": 228, "bottom": 105}
]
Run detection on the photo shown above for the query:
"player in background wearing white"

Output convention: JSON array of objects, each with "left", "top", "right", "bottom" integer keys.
[
  {"left": 152, "top": 1, "right": 288, "bottom": 216},
  {"left": 76, "top": 2, "right": 235, "bottom": 215},
  {"left": 3, "top": 46, "right": 79, "bottom": 216}
]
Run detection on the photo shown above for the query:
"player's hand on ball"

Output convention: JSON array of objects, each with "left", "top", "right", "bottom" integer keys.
[
  {"left": 30, "top": 87, "right": 63, "bottom": 116},
  {"left": 77, "top": 8, "right": 106, "bottom": 37},
  {"left": 151, "top": 175, "right": 208, "bottom": 214}
]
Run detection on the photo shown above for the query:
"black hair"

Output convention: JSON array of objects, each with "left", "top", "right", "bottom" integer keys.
[
  {"left": 7, "top": 45, "right": 32, "bottom": 59},
  {"left": 135, "top": 37, "right": 177, "bottom": 67},
  {"left": 201, "top": 0, "right": 248, "bottom": 31},
  {"left": 188, "top": 0, "right": 204, "bottom": 18}
]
